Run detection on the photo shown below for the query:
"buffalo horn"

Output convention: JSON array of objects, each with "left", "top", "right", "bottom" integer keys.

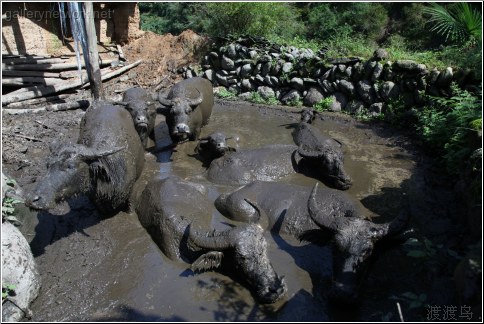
[
  {"left": 158, "top": 92, "right": 173, "bottom": 107},
  {"left": 369, "top": 210, "right": 410, "bottom": 240},
  {"left": 188, "top": 89, "right": 203, "bottom": 107},
  {"left": 78, "top": 145, "right": 126, "bottom": 160},
  {"left": 115, "top": 101, "right": 128, "bottom": 106},
  {"left": 297, "top": 146, "right": 322, "bottom": 158},
  {"left": 243, "top": 198, "right": 265, "bottom": 224},
  {"left": 189, "top": 227, "right": 232, "bottom": 251}
]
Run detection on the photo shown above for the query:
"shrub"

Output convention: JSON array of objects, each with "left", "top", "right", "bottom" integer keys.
[
  {"left": 199, "top": 3, "right": 304, "bottom": 39},
  {"left": 416, "top": 84, "right": 482, "bottom": 174},
  {"left": 313, "top": 97, "right": 333, "bottom": 112}
]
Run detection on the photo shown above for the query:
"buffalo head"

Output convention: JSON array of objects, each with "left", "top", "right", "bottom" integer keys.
[
  {"left": 300, "top": 108, "right": 317, "bottom": 124},
  {"left": 308, "top": 183, "right": 408, "bottom": 302},
  {"left": 25, "top": 141, "right": 124, "bottom": 211},
  {"left": 195, "top": 132, "right": 236, "bottom": 162},
  {"left": 189, "top": 199, "right": 286, "bottom": 304},
  {"left": 298, "top": 142, "right": 353, "bottom": 190},
  {"left": 158, "top": 90, "right": 203, "bottom": 140},
  {"left": 119, "top": 100, "right": 155, "bottom": 146}
]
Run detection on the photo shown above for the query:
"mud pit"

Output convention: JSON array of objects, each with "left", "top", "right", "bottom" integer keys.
[{"left": 2, "top": 99, "right": 463, "bottom": 322}]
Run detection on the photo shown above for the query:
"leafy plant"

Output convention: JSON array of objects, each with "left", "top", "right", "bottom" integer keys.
[
  {"left": 312, "top": 97, "right": 333, "bottom": 112},
  {"left": 391, "top": 291, "right": 428, "bottom": 309},
  {"left": 416, "top": 84, "right": 482, "bottom": 174},
  {"left": 216, "top": 88, "right": 237, "bottom": 100},
  {"left": 287, "top": 98, "right": 303, "bottom": 107},
  {"left": 404, "top": 237, "right": 440, "bottom": 259},
  {"left": 2, "top": 284, "right": 16, "bottom": 301},
  {"left": 248, "top": 92, "right": 279, "bottom": 105},
  {"left": 2, "top": 178, "right": 22, "bottom": 225},
  {"left": 403, "top": 237, "right": 462, "bottom": 260},
  {"left": 423, "top": 2, "right": 482, "bottom": 44}
]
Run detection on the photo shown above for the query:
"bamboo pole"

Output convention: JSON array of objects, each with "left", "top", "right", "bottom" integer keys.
[
  {"left": 2, "top": 94, "right": 72, "bottom": 108},
  {"left": 2, "top": 77, "right": 62, "bottom": 86},
  {"left": 83, "top": 2, "right": 104, "bottom": 100},
  {"left": 2, "top": 70, "right": 60, "bottom": 78},
  {"left": 2, "top": 60, "right": 142, "bottom": 105},
  {"left": 2, "top": 100, "right": 90, "bottom": 115},
  {"left": 1, "top": 59, "right": 117, "bottom": 71},
  {"left": 3, "top": 58, "right": 65, "bottom": 65}
]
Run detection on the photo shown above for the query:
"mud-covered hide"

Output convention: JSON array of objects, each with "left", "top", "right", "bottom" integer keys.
[
  {"left": 215, "top": 181, "right": 409, "bottom": 303},
  {"left": 25, "top": 104, "right": 145, "bottom": 215},
  {"left": 158, "top": 77, "right": 214, "bottom": 142},
  {"left": 195, "top": 132, "right": 236, "bottom": 166},
  {"left": 2, "top": 221, "right": 41, "bottom": 322},
  {"left": 206, "top": 142, "right": 349, "bottom": 188},
  {"left": 136, "top": 175, "right": 286, "bottom": 304},
  {"left": 121, "top": 87, "right": 156, "bottom": 148},
  {"left": 206, "top": 144, "right": 298, "bottom": 185},
  {"left": 136, "top": 175, "right": 212, "bottom": 260},
  {"left": 292, "top": 121, "right": 352, "bottom": 190}
]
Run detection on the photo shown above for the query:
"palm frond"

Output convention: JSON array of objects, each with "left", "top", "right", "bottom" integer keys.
[{"left": 423, "top": 2, "right": 482, "bottom": 43}]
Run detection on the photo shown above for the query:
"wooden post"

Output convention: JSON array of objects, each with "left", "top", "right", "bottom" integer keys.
[{"left": 83, "top": 2, "right": 104, "bottom": 100}]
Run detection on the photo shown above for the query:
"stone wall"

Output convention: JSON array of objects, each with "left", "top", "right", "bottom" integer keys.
[{"left": 182, "top": 37, "right": 479, "bottom": 113}]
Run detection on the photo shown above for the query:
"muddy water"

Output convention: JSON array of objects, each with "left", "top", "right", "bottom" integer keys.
[{"left": 26, "top": 100, "right": 421, "bottom": 321}]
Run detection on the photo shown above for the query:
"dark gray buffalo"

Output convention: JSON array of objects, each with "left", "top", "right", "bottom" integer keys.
[
  {"left": 292, "top": 121, "right": 352, "bottom": 190},
  {"left": 214, "top": 181, "right": 409, "bottom": 302},
  {"left": 195, "top": 132, "right": 236, "bottom": 166},
  {"left": 158, "top": 77, "right": 214, "bottom": 142},
  {"left": 206, "top": 143, "right": 350, "bottom": 189},
  {"left": 26, "top": 104, "right": 145, "bottom": 215},
  {"left": 120, "top": 87, "right": 156, "bottom": 148},
  {"left": 136, "top": 175, "right": 286, "bottom": 304}
]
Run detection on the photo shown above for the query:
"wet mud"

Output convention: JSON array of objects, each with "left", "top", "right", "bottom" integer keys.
[{"left": 3, "top": 99, "right": 465, "bottom": 321}]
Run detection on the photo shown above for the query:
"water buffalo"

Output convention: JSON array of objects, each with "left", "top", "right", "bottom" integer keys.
[
  {"left": 214, "top": 181, "right": 409, "bottom": 302},
  {"left": 158, "top": 77, "right": 214, "bottom": 142},
  {"left": 300, "top": 108, "right": 317, "bottom": 124},
  {"left": 194, "top": 132, "right": 236, "bottom": 166},
  {"left": 25, "top": 104, "right": 145, "bottom": 215},
  {"left": 206, "top": 142, "right": 350, "bottom": 189},
  {"left": 292, "top": 121, "right": 352, "bottom": 190},
  {"left": 120, "top": 87, "right": 156, "bottom": 148},
  {"left": 136, "top": 175, "right": 286, "bottom": 304}
]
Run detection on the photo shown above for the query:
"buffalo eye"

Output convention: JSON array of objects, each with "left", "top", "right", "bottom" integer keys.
[{"left": 66, "top": 161, "right": 77, "bottom": 170}]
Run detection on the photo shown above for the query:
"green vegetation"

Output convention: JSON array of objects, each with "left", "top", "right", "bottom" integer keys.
[
  {"left": 248, "top": 92, "right": 279, "bottom": 106},
  {"left": 415, "top": 84, "right": 482, "bottom": 175},
  {"left": 139, "top": 2, "right": 481, "bottom": 72},
  {"left": 2, "top": 178, "right": 22, "bottom": 225},
  {"left": 313, "top": 97, "right": 333, "bottom": 112},
  {"left": 215, "top": 88, "right": 237, "bottom": 100},
  {"left": 2, "top": 283, "right": 16, "bottom": 301},
  {"left": 423, "top": 2, "right": 482, "bottom": 44}
]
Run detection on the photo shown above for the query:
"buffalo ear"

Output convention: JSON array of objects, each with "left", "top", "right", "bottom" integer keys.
[
  {"left": 190, "top": 251, "right": 224, "bottom": 272},
  {"left": 49, "top": 140, "right": 62, "bottom": 153}
]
